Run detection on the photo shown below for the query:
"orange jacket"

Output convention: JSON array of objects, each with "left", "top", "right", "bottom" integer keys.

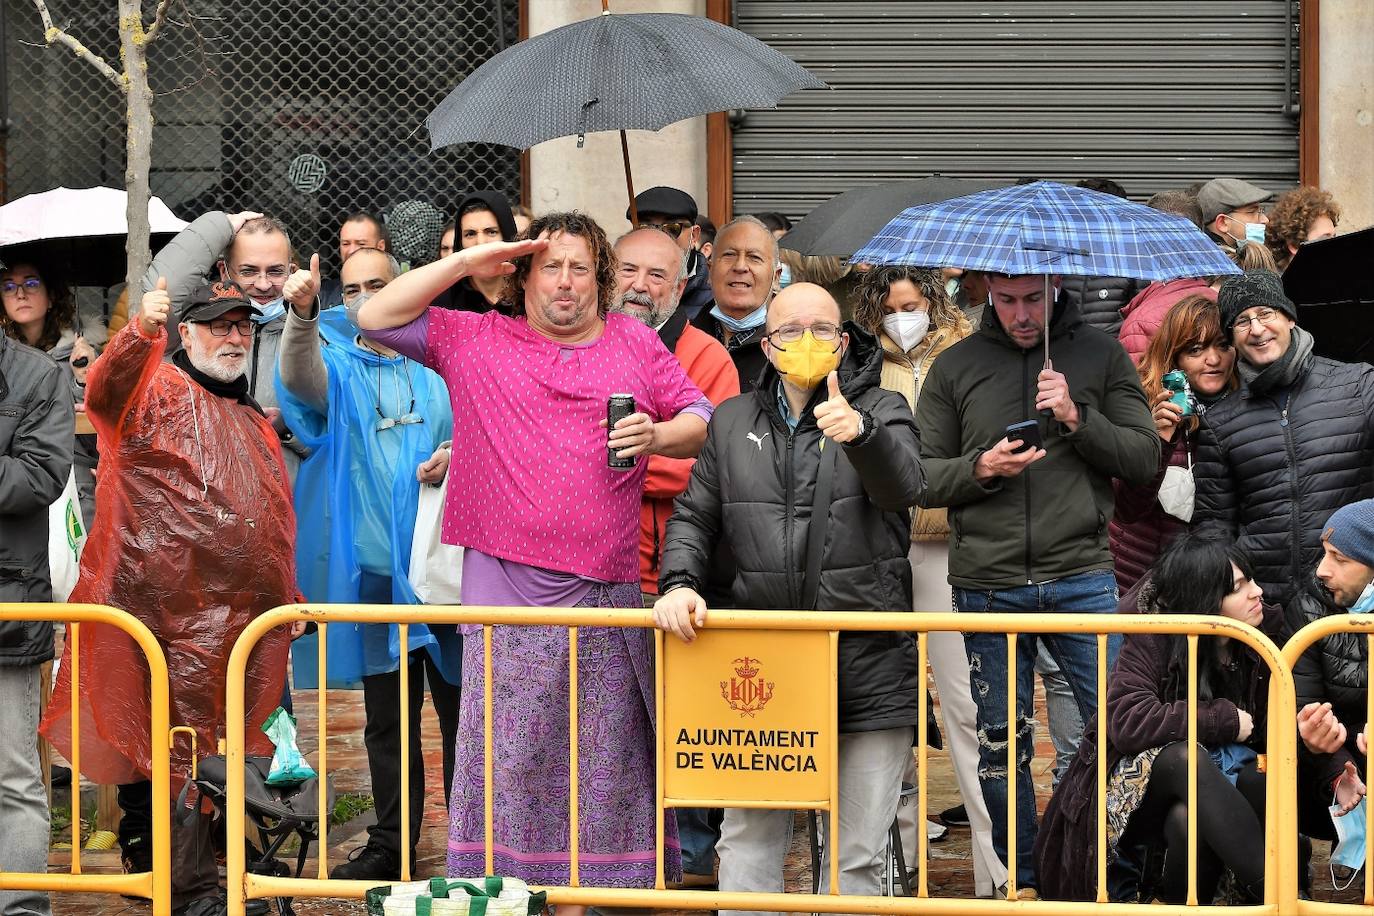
[{"left": 640, "top": 318, "right": 740, "bottom": 593}]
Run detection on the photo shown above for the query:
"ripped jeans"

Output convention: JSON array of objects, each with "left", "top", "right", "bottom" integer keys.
[{"left": 953, "top": 569, "right": 1121, "bottom": 889}]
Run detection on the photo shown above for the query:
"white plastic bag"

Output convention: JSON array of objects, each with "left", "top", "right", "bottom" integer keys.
[
  {"left": 47, "top": 468, "right": 86, "bottom": 601},
  {"left": 407, "top": 477, "right": 463, "bottom": 605}
]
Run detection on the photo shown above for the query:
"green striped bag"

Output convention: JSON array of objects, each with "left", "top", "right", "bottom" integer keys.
[{"left": 366, "top": 876, "right": 547, "bottom": 916}]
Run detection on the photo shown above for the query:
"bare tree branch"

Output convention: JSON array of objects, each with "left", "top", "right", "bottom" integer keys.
[
  {"left": 144, "top": 0, "right": 175, "bottom": 45},
  {"left": 30, "top": 0, "right": 125, "bottom": 90}
]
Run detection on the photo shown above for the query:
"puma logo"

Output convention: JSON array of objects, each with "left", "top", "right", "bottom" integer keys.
[{"left": 746, "top": 431, "right": 769, "bottom": 451}]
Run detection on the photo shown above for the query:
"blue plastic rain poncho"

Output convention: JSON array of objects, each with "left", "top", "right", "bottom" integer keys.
[{"left": 278, "top": 306, "right": 458, "bottom": 688}]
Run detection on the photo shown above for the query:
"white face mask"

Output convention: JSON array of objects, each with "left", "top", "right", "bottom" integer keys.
[{"left": 882, "top": 311, "right": 931, "bottom": 352}]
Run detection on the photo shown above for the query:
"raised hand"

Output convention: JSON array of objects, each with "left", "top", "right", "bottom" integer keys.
[
  {"left": 457, "top": 236, "right": 549, "bottom": 281},
  {"left": 227, "top": 211, "right": 265, "bottom": 234},
  {"left": 1151, "top": 387, "right": 1185, "bottom": 442},
  {"left": 283, "top": 253, "right": 321, "bottom": 313},
  {"left": 814, "top": 371, "right": 861, "bottom": 443},
  {"left": 140, "top": 276, "right": 170, "bottom": 337}
]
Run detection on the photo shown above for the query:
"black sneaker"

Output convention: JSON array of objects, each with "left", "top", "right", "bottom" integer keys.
[
  {"left": 121, "top": 835, "right": 154, "bottom": 875},
  {"left": 173, "top": 894, "right": 228, "bottom": 916},
  {"left": 939, "top": 804, "right": 970, "bottom": 828},
  {"left": 120, "top": 835, "right": 155, "bottom": 901},
  {"left": 330, "top": 843, "right": 404, "bottom": 881}
]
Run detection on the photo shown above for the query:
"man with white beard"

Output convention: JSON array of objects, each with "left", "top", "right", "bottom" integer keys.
[{"left": 41, "top": 277, "right": 299, "bottom": 916}]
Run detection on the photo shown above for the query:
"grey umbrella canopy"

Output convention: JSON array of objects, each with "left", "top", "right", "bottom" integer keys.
[
  {"left": 426, "top": 9, "right": 824, "bottom": 220},
  {"left": 779, "top": 177, "right": 1007, "bottom": 258}
]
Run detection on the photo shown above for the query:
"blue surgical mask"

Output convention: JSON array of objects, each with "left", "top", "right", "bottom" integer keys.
[
  {"left": 710, "top": 303, "right": 768, "bottom": 334},
  {"left": 1330, "top": 794, "right": 1367, "bottom": 890},
  {"left": 251, "top": 296, "right": 286, "bottom": 324},
  {"left": 1225, "top": 216, "right": 1267, "bottom": 248},
  {"left": 1348, "top": 581, "right": 1374, "bottom": 614},
  {"left": 778, "top": 264, "right": 793, "bottom": 290}
]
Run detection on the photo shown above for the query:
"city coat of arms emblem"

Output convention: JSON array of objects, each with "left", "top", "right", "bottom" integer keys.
[{"left": 721, "top": 656, "right": 775, "bottom": 717}]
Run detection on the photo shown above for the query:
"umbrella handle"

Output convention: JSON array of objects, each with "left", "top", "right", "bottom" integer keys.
[{"left": 621, "top": 130, "right": 638, "bottom": 226}]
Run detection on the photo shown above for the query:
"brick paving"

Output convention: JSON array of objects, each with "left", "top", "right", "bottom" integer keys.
[{"left": 39, "top": 676, "right": 1360, "bottom": 914}]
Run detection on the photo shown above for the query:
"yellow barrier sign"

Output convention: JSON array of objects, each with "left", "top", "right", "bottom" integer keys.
[{"left": 661, "top": 629, "right": 832, "bottom": 805}]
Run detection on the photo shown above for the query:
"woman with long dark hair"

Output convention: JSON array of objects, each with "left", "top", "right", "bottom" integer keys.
[{"left": 1035, "top": 532, "right": 1288, "bottom": 904}]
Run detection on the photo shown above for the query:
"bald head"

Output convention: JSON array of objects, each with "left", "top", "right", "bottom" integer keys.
[
  {"left": 767, "top": 282, "right": 841, "bottom": 330},
  {"left": 341, "top": 246, "right": 398, "bottom": 304}
]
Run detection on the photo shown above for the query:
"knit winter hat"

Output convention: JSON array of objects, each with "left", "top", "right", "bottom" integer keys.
[
  {"left": 1323, "top": 499, "right": 1374, "bottom": 568},
  {"left": 1217, "top": 269, "right": 1297, "bottom": 331}
]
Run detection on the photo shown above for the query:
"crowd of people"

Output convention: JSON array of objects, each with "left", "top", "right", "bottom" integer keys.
[{"left": 0, "top": 172, "right": 1369, "bottom": 915}]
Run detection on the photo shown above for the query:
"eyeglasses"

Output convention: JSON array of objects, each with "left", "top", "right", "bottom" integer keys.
[
  {"left": 195, "top": 318, "right": 255, "bottom": 337},
  {"left": 638, "top": 220, "right": 691, "bottom": 238},
  {"left": 1232, "top": 307, "right": 1281, "bottom": 333},
  {"left": 1, "top": 278, "right": 43, "bottom": 296},
  {"left": 374, "top": 357, "right": 423, "bottom": 431},
  {"left": 231, "top": 266, "right": 289, "bottom": 282},
  {"left": 767, "top": 323, "right": 841, "bottom": 345},
  {"left": 377, "top": 413, "right": 425, "bottom": 432}
]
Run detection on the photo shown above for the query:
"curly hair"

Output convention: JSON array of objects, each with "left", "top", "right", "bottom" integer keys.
[
  {"left": 0, "top": 259, "right": 76, "bottom": 351},
  {"left": 504, "top": 211, "right": 617, "bottom": 319},
  {"left": 851, "top": 265, "right": 969, "bottom": 340},
  {"left": 1266, "top": 186, "right": 1341, "bottom": 269},
  {"left": 1137, "top": 293, "right": 1237, "bottom": 433}
]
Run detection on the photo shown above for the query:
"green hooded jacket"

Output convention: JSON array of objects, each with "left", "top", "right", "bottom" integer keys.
[{"left": 915, "top": 293, "right": 1159, "bottom": 589}]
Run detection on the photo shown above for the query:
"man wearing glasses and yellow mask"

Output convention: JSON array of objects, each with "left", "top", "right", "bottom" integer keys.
[{"left": 655, "top": 281, "right": 926, "bottom": 911}]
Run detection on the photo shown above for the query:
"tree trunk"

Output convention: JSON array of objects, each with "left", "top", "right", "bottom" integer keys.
[{"left": 119, "top": 0, "right": 154, "bottom": 295}]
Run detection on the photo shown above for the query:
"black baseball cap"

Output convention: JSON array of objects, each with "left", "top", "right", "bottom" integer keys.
[
  {"left": 179, "top": 281, "right": 261, "bottom": 323},
  {"left": 629, "top": 186, "right": 698, "bottom": 223}
]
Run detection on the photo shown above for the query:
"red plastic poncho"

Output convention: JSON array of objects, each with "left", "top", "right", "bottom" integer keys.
[{"left": 40, "top": 320, "right": 297, "bottom": 787}]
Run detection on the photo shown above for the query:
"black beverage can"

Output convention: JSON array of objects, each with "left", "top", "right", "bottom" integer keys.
[{"left": 607, "top": 393, "right": 637, "bottom": 470}]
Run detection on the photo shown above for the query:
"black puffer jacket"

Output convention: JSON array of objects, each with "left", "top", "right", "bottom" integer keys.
[
  {"left": 660, "top": 323, "right": 925, "bottom": 732},
  {"left": 1059, "top": 275, "right": 1140, "bottom": 336},
  {"left": 0, "top": 335, "right": 74, "bottom": 666},
  {"left": 1194, "top": 355, "right": 1374, "bottom": 604},
  {"left": 1287, "top": 578, "right": 1367, "bottom": 790}
]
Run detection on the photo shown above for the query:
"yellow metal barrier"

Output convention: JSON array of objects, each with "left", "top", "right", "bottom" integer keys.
[
  {"left": 0, "top": 602, "right": 171, "bottom": 915},
  {"left": 1283, "top": 613, "right": 1374, "bottom": 914},
  {"left": 224, "top": 605, "right": 1299, "bottom": 915}
]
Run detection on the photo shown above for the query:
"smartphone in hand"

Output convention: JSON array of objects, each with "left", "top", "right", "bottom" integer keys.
[{"left": 1006, "top": 419, "right": 1043, "bottom": 454}]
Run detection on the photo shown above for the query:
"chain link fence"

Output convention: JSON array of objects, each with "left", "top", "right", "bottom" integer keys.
[{"left": 1, "top": 0, "right": 522, "bottom": 280}]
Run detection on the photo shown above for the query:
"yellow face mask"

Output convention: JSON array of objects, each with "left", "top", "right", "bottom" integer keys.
[{"left": 772, "top": 330, "right": 841, "bottom": 390}]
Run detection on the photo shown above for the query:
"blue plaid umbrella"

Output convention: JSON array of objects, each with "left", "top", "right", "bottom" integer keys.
[
  {"left": 852, "top": 181, "right": 1240, "bottom": 366},
  {"left": 852, "top": 181, "right": 1241, "bottom": 281}
]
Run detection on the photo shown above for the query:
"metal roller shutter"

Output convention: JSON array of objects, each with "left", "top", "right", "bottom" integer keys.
[{"left": 731, "top": 1, "right": 1302, "bottom": 219}]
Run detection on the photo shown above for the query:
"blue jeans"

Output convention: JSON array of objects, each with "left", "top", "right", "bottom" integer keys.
[
  {"left": 953, "top": 569, "right": 1121, "bottom": 889},
  {"left": 678, "top": 807, "right": 724, "bottom": 876}
]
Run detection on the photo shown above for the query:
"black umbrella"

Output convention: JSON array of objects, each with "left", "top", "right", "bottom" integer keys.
[
  {"left": 779, "top": 177, "right": 1007, "bottom": 258},
  {"left": 1282, "top": 226, "right": 1374, "bottom": 365},
  {"left": 425, "top": 3, "right": 825, "bottom": 222}
]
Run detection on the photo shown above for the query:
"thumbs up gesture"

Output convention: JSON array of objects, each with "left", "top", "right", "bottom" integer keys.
[
  {"left": 813, "top": 370, "right": 862, "bottom": 444},
  {"left": 283, "top": 253, "right": 321, "bottom": 313},
  {"left": 139, "top": 276, "right": 170, "bottom": 338}
]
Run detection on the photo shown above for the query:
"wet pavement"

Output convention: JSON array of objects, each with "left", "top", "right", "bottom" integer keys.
[{"left": 37, "top": 676, "right": 1361, "bottom": 914}]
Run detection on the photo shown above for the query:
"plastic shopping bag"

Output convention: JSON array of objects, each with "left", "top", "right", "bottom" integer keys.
[
  {"left": 47, "top": 468, "right": 86, "bottom": 601},
  {"left": 262, "top": 706, "right": 316, "bottom": 786},
  {"left": 367, "top": 876, "right": 547, "bottom": 916},
  {"left": 408, "top": 477, "right": 463, "bottom": 605}
]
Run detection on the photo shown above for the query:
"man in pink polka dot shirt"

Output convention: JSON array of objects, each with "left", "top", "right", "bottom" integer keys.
[{"left": 360, "top": 211, "right": 709, "bottom": 902}]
